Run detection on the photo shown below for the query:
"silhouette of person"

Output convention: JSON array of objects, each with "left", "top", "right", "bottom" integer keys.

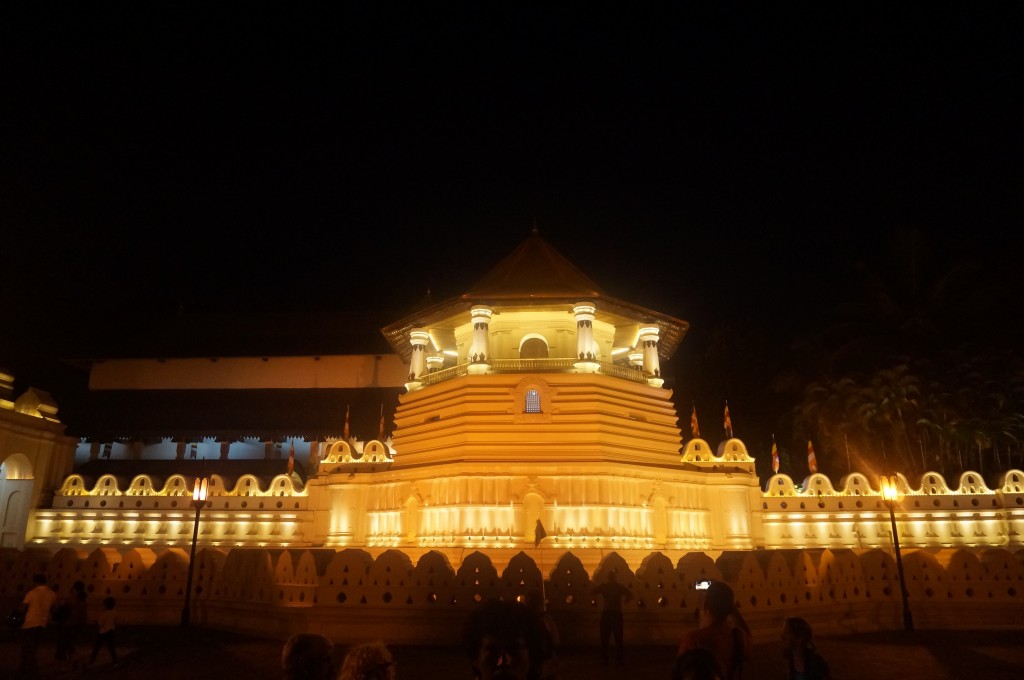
[
  {"left": 591, "top": 569, "right": 632, "bottom": 664},
  {"left": 18, "top": 572, "right": 57, "bottom": 680},
  {"left": 55, "top": 580, "right": 88, "bottom": 673},
  {"left": 524, "top": 588, "right": 559, "bottom": 679},
  {"left": 781, "top": 617, "right": 831, "bottom": 680},
  {"left": 338, "top": 640, "right": 395, "bottom": 680},
  {"left": 88, "top": 596, "right": 119, "bottom": 668},
  {"left": 282, "top": 632, "right": 336, "bottom": 680},
  {"left": 463, "top": 598, "right": 543, "bottom": 680},
  {"left": 677, "top": 581, "right": 751, "bottom": 680}
]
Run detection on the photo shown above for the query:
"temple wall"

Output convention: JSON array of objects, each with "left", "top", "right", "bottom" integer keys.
[
  {"left": 0, "top": 545, "right": 1020, "bottom": 646},
  {"left": 26, "top": 462, "right": 1024, "bottom": 554}
]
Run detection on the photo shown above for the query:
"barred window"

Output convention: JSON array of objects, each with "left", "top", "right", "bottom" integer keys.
[{"left": 524, "top": 388, "right": 542, "bottom": 413}]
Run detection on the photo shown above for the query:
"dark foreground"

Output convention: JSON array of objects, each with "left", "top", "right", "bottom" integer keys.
[{"left": 1, "top": 625, "right": 1022, "bottom": 679}]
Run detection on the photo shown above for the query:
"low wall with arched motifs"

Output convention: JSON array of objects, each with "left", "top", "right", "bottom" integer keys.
[{"left": 1, "top": 545, "right": 1020, "bottom": 645}]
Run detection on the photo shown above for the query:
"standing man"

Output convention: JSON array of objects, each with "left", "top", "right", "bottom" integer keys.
[
  {"left": 463, "top": 598, "right": 544, "bottom": 680},
  {"left": 591, "top": 569, "right": 633, "bottom": 665},
  {"left": 18, "top": 573, "right": 57, "bottom": 679}
]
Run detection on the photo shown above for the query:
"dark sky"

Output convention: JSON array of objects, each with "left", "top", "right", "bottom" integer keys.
[{"left": 3, "top": 4, "right": 1023, "bottom": 432}]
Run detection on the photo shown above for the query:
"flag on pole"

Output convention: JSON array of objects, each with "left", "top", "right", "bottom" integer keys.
[
  {"left": 690, "top": 404, "right": 700, "bottom": 438},
  {"left": 287, "top": 441, "right": 295, "bottom": 474},
  {"left": 378, "top": 404, "right": 385, "bottom": 441},
  {"left": 534, "top": 519, "right": 548, "bottom": 548},
  {"left": 343, "top": 405, "right": 350, "bottom": 441},
  {"left": 771, "top": 435, "right": 780, "bottom": 474},
  {"left": 724, "top": 401, "right": 733, "bottom": 438},
  {"left": 807, "top": 439, "right": 818, "bottom": 474}
]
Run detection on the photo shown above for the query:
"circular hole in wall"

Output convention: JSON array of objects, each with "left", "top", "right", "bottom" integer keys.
[
  {"left": 277, "top": 501, "right": 283, "bottom": 509},
  {"left": 883, "top": 586, "right": 892, "bottom": 597},
  {"left": 383, "top": 592, "right": 393, "bottom": 603},
  {"left": 925, "top": 588, "right": 935, "bottom": 597},
  {"left": 100, "top": 501, "right": 107, "bottom": 507},
  {"left": 657, "top": 596, "right": 668, "bottom": 607},
  {"left": 473, "top": 593, "right": 482, "bottom": 603},
  {"left": 336, "top": 593, "right": 347, "bottom": 604},
  {"left": 136, "top": 501, "right": 142, "bottom": 508},
  {"left": 427, "top": 593, "right": 438, "bottom": 603},
  {"left": 565, "top": 595, "right": 574, "bottom": 604},
  {"left": 965, "top": 588, "right": 973, "bottom": 598}
]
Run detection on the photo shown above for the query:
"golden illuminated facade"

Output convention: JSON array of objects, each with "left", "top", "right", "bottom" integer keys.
[{"left": 2, "top": 232, "right": 1023, "bottom": 641}]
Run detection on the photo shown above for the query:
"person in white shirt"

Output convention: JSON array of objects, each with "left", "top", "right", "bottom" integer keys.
[{"left": 18, "top": 572, "right": 57, "bottom": 680}]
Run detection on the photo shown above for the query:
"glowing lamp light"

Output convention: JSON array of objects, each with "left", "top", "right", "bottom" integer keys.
[
  {"left": 181, "top": 476, "right": 210, "bottom": 627},
  {"left": 192, "top": 477, "right": 209, "bottom": 503},
  {"left": 879, "top": 474, "right": 914, "bottom": 632}
]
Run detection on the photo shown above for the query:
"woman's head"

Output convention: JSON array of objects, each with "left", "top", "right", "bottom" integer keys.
[
  {"left": 338, "top": 641, "right": 395, "bottom": 680},
  {"left": 782, "top": 616, "right": 814, "bottom": 649},
  {"left": 282, "top": 633, "right": 336, "bottom": 680}
]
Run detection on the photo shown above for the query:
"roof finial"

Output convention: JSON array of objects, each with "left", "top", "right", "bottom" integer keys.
[{"left": 531, "top": 217, "right": 539, "bottom": 236}]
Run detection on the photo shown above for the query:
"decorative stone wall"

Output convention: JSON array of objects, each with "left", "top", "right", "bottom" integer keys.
[{"left": 1, "top": 545, "right": 1020, "bottom": 645}]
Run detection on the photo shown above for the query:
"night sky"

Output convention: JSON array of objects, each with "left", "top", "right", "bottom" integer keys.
[{"left": 3, "top": 5, "right": 1022, "bottom": 463}]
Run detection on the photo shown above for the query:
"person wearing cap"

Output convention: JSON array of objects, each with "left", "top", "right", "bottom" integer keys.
[{"left": 676, "top": 580, "right": 752, "bottom": 680}]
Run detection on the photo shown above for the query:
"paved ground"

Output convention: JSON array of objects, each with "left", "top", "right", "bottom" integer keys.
[{"left": 1, "top": 625, "right": 1022, "bottom": 679}]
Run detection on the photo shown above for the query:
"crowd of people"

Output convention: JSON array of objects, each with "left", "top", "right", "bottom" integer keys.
[{"left": 10, "top": 571, "right": 830, "bottom": 679}]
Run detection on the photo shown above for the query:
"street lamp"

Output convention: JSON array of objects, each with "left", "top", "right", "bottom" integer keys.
[
  {"left": 880, "top": 475, "right": 914, "bottom": 631},
  {"left": 181, "top": 476, "right": 209, "bottom": 627}
]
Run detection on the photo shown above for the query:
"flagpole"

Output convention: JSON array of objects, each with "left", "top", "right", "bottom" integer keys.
[{"left": 845, "top": 433, "right": 851, "bottom": 475}]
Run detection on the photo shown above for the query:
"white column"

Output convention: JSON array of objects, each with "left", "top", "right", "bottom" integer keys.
[
  {"left": 639, "top": 325, "right": 664, "bottom": 387},
  {"left": 468, "top": 306, "right": 492, "bottom": 373},
  {"left": 409, "top": 329, "right": 430, "bottom": 380},
  {"left": 573, "top": 302, "right": 597, "bottom": 360}
]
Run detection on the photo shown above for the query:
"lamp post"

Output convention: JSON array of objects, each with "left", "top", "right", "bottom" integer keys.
[
  {"left": 880, "top": 475, "right": 913, "bottom": 631},
  {"left": 181, "top": 476, "right": 209, "bottom": 627}
]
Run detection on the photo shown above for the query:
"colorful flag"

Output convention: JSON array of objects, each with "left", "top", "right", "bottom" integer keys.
[
  {"left": 287, "top": 441, "right": 295, "bottom": 474},
  {"left": 807, "top": 439, "right": 818, "bottom": 474},
  {"left": 690, "top": 404, "right": 700, "bottom": 438},
  {"left": 343, "top": 405, "right": 350, "bottom": 441},
  {"left": 534, "top": 519, "right": 548, "bottom": 548},
  {"left": 771, "top": 435, "right": 780, "bottom": 474},
  {"left": 724, "top": 401, "right": 733, "bottom": 438}
]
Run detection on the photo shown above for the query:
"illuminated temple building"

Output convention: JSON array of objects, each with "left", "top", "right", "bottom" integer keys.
[{"left": 1, "top": 231, "right": 1022, "bottom": 642}]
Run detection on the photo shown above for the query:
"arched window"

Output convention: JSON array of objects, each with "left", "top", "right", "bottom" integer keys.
[
  {"left": 524, "top": 388, "right": 542, "bottom": 413},
  {"left": 520, "top": 337, "right": 548, "bottom": 359}
]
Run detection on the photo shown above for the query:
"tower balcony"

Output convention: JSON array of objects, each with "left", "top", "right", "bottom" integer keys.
[{"left": 418, "top": 357, "right": 648, "bottom": 387}]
